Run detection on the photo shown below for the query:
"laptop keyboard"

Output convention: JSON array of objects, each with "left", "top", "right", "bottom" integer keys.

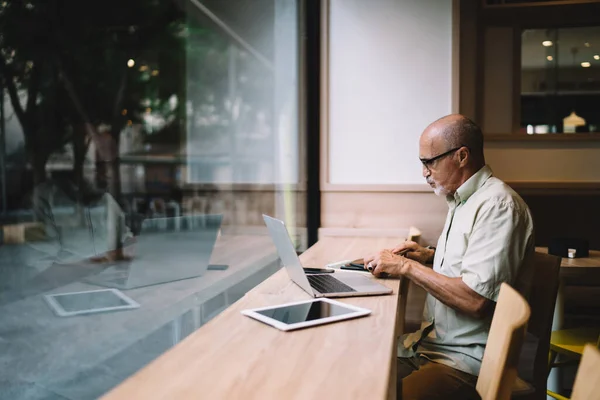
[{"left": 307, "top": 274, "right": 356, "bottom": 294}]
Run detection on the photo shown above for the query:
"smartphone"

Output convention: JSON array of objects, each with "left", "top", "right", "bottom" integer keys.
[
  {"left": 340, "top": 263, "right": 366, "bottom": 272},
  {"left": 303, "top": 267, "right": 335, "bottom": 274}
]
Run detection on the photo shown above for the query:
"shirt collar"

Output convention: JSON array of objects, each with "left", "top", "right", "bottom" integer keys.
[{"left": 452, "top": 165, "right": 493, "bottom": 205}]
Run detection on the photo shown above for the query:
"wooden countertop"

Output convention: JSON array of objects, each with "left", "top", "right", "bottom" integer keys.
[
  {"left": 536, "top": 247, "right": 600, "bottom": 284},
  {"left": 102, "top": 236, "right": 403, "bottom": 400},
  {"left": 536, "top": 247, "right": 600, "bottom": 268}
]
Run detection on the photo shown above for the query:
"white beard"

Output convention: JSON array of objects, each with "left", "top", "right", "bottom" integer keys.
[
  {"left": 433, "top": 185, "right": 447, "bottom": 196},
  {"left": 433, "top": 182, "right": 448, "bottom": 196}
]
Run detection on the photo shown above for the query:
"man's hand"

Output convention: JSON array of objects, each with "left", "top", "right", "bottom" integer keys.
[
  {"left": 365, "top": 249, "right": 407, "bottom": 278},
  {"left": 391, "top": 240, "right": 434, "bottom": 264},
  {"left": 363, "top": 243, "right": 493, "bottom": 318}
]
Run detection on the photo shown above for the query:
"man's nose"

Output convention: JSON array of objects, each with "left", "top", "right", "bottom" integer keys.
[{"left": 422, "top": 164, "right": 430, "bottom": 178}]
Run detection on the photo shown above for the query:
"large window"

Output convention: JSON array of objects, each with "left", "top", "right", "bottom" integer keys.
[
  {"left": 0, "top": 1, "right": 305, "bottom": 398},
  {"left": 521, "top": 26, "right": 600, "bottom": 134}
]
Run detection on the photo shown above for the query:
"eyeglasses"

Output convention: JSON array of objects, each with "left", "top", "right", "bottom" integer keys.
[{"left": 419, "top": 146, "right": 465, "bottom": 171}]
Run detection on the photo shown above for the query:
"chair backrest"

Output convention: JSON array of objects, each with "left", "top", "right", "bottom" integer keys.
[
  {"left": 407, "top": 226, "right": 421, "bottom": 244},
  {"left": 477, "top": 283, "right": 531, "bottom": 400},
  {"left": 571, "top": 344, "right": 600, "bottom": 400},
  {"left": 525, "top": 252, "right": 562, "bottom": 397}
]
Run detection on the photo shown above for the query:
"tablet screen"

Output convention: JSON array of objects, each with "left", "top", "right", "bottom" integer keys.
[{"left": 255, "top": 299, "right": 355, "bottom": 325}]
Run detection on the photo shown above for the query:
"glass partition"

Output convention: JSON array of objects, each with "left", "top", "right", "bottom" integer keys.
[
  {"left": 521, "top": 26, "right": 600, "bottom": 134},
  {"left": 0, "top": 1, "right": 305, "bottom": 398}
]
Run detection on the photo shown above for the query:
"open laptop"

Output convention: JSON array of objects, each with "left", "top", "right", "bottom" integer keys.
[
  {"left": 84, "top": 214, "right": 223, "bottom": 290},
  {"left": 263, "top": 215, "right": 392, "bottom": 298}
]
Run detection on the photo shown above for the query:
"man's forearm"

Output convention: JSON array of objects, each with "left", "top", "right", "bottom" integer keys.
[{"left": 403, "top": 259, "right": 492, "bottom": 319}]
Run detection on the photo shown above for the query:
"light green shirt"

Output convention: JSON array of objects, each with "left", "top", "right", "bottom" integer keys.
[{"left": 399, "top": 165, "right": 534, "bottom": 376}]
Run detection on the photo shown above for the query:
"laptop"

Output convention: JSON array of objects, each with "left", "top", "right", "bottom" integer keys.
[
  {"left": 263, "top": 215, "right": 392, "bottom": 298},
  {"left": 84, "top": 214, "right": 223, "bottom": 290}
]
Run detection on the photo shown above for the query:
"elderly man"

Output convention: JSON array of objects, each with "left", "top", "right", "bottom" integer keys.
[{"left": 364, "top": 114, "right": 534, "bottom": 400}]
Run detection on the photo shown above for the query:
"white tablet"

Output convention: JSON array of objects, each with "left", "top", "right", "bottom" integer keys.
[
  {"left": 241, "top": 298, "right": 371, "bottom": 331},
  {"left": 44, "top": 288, "right": 140, "bottom": 317}
]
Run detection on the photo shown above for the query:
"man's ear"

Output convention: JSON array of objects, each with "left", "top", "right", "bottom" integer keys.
[{"left": 458, "top": 147, "right": 469, "bottom": 165}]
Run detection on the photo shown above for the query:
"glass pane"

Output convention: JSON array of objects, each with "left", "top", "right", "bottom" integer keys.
[
  {"left": 521, "top": 26, "right": 600, "bottom": 134},
  {"left": 0, "top": 1, "right": 304, "bottom": 398}
]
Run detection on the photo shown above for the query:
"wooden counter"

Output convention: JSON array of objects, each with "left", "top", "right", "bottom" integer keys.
[{"left": 102, "top": 236, "right": 403, "bottom": 400}]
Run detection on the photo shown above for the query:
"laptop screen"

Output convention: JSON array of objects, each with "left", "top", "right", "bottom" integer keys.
[{"left": 262, "top": 215, "right": 314, "bottom": 296}]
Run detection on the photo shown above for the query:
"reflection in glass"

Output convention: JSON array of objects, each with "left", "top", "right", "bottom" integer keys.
[
  {"left": 53, "top": 290, "right": 130, "bottom": 312},
  {"left": 84, "top": 214, "right": 223, "bottom": 290},
  {"left": 521, "top": 26, "right": 600, "bottom": 133},
  {"left": 0, "top": 1, "right": 304, "bottom": 398}
]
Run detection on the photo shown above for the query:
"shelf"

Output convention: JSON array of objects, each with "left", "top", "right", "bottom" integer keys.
[
  {"left": 522, "top": 91, "right": 600, "bottom": 96},
  {"left": 485, "top": 133, "right": 600, "bottom": 142},
  {"left": 508, "top": 181, "right": 600, "bottom": 189},
  {"left": 507, "top": 181, "right": 600, "bottom": 195}
]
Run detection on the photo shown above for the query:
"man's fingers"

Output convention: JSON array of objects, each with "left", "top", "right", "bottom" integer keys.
[
  {"left": 363, "top": 254, "right": 374, "bottom": 264},
  {"left": 391, "top": 244, "right": 406, "bottom": 253},
  {"left": 368, "top": 256, "right": 378, "bottom": 271},
  {"left": 372, "top": 263, "right": 385, "bottom": 277},
  {"left": 392, "top": 241, "right": 418, "bottom": 254},
  {"left": 381, "top": 249, "right": 394, "bottom": 257},
  {"left": 368, "top": 255, "right": 382, "bottom": 272}
]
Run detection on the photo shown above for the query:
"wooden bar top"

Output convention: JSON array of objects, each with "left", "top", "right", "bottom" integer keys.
[
  {"left": 536, "top": 247, "right": 600, "bottom": 269},
  {"left": 102, "top": 236, "right": 402, "bottom": 400},
  {"left": 536, "top": 247, "right": 600, "bottom": 286}
]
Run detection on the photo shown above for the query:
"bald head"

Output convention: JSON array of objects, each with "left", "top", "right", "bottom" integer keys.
[
  {"left": 423, "top": 114, "right": 485, "bottom": 166},
  {"left": 419, "top": 114, "right": 485, "bottom": 196}
]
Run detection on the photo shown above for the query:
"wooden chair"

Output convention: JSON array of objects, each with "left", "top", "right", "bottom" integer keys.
[
  {"left": 547, "top": 329, "right": 600, "bottom": 400},
  {"left": 569, "top": 344, "right": 600, "bottom": 400},
  {"left": 407, "top": 226, "right": 421, "bottom": 244},
  {"left": 477, "top": 283, "right": 531, "bottom": 400},
  {"left": 550, "top": 344, "right": 600, "bottom": 400},
  {"left": 512, "top": 251, "right": 562, "bottom": 399}
]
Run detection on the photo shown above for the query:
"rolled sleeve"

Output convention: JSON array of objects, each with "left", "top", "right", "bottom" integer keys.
[{"left": 460, "top": 200, "right": 530, "bottom": 302}]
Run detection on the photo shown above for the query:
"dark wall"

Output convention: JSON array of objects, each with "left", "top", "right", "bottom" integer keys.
[
  {"left": 520, "top": 193, "right": 600, "bottom": 250},
  {"left": 520, "top": 192, "right": 600, "bottom": 327}
]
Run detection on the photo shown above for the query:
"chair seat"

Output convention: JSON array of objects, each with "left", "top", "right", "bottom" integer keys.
[{"left": 550, "top": 327, "right": 600, "bottom": 358}]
